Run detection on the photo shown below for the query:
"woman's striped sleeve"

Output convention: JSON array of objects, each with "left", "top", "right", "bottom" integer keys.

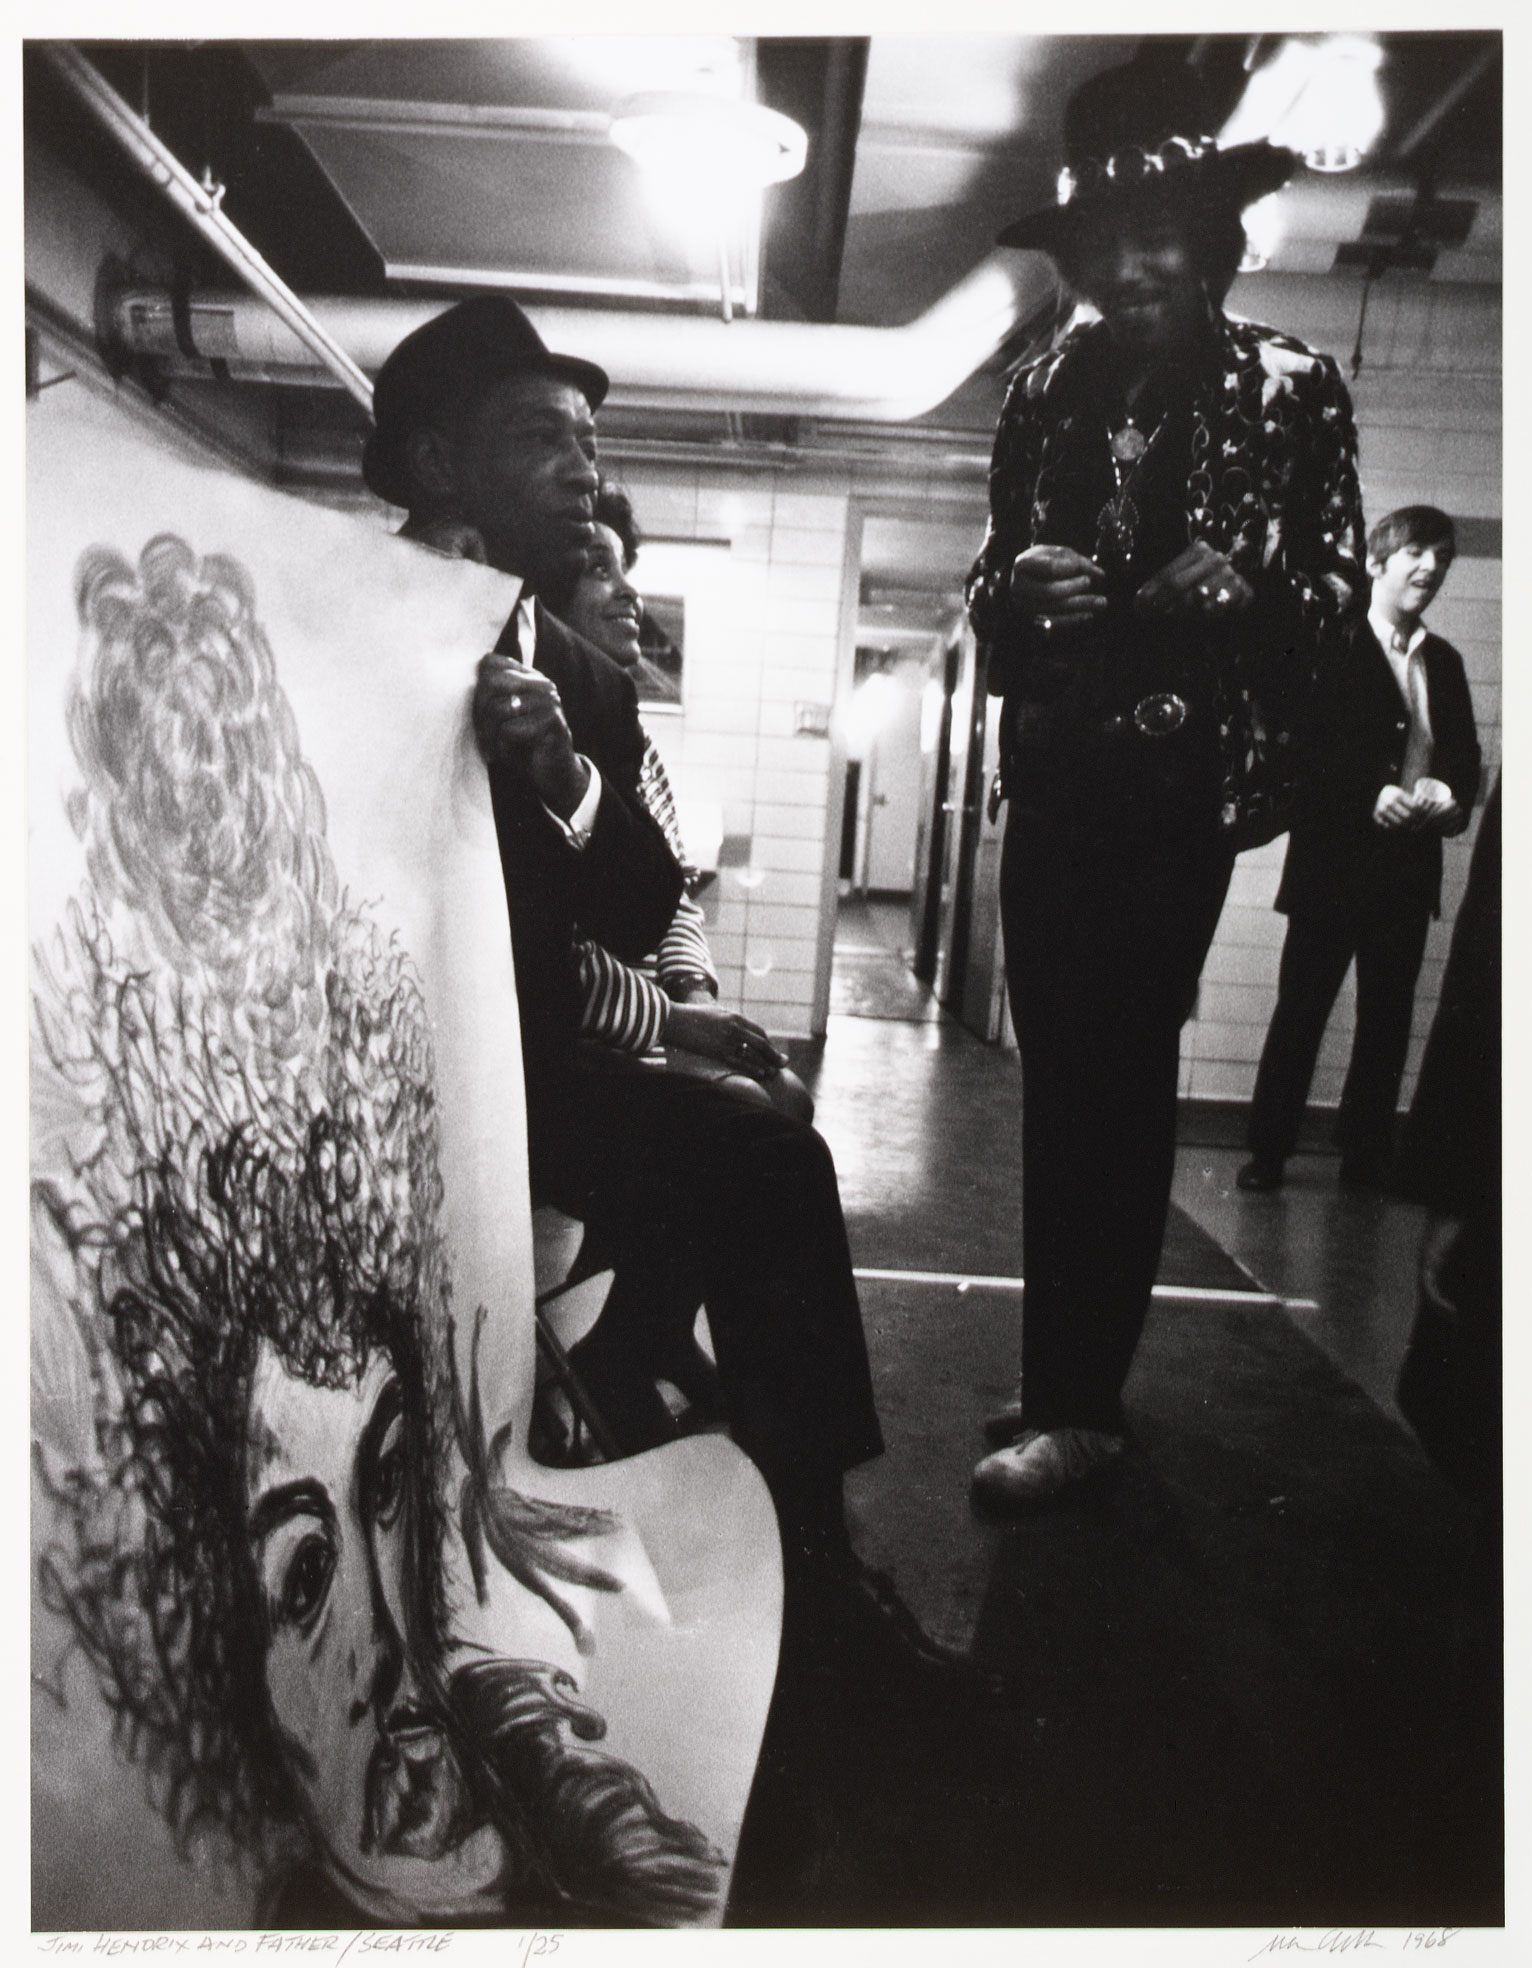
[
  {"left": 654, "top": 893, "right": 718, "bottom": 999},
  {"left": 575, "top": 938, "right": 669, "bottom": 1054}
]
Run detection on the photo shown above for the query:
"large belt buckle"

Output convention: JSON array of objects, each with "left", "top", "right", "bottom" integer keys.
[{"left": 1132, "top": 691, "right": 1189, "bottom": 738}]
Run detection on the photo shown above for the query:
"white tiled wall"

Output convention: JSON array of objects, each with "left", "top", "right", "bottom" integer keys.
[{"left": 615, "top": 471, "right": 854, "bottom": 1038}]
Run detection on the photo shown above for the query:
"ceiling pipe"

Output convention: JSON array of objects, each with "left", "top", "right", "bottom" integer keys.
[
  {"left": 109, "top": 250, "right": 1052, "bottom": 422},
  {"left": 44, "top": 42, "right": 375, "bottom": 412}
]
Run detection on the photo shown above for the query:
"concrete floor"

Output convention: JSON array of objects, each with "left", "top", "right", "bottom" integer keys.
[
  {"left": 725, "top": 901, "right": 1500, "bottom": 1927},
  {"left": 823, "top": 892, "right": 1428, "bottom": 1426}
]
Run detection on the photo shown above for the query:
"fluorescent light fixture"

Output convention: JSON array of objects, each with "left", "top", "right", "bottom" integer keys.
[{"left": 1221, "top": 35, "right": 1386, "bottom": 175}]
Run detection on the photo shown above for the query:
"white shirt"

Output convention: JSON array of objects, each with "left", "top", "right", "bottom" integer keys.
[
  {"left": 1368, "top": 601, "right": 1425, "bottom": 696},
  {"left": 1368, "top": 603, "right": 1438, "bottom": 796},
  {"left": 508, "top": 590, "right": 603, "bottom": 849}
]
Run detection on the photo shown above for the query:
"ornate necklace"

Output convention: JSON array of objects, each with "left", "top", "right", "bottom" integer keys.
[
  {"left": 1109, "top": 419, "right": 1152, "bottom": 464},
  {"left": 1096, "top": 413, "right": 1167, "bottom": 571}
]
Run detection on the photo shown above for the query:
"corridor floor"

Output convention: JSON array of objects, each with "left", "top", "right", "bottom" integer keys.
[{"left": 728, "top": 915, "right": 1501, "bottom": 1929}]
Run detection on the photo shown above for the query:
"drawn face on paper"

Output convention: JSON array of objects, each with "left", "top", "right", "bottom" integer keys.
[
  {"left": 446, "top": 375, "right": 600, "bottom": 595},
  {"left": 244, "top": 1345, "right": 504, "bottom": 1918}
]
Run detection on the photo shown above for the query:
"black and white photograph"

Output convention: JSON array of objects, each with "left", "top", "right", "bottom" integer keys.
[{"left": 20, "top": 15, "right": 1514, "bottom": 1955}]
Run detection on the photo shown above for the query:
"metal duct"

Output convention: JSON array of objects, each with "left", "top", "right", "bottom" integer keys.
[
  {"left": 108, "top": 253, "right": 1052, "bottom": 424},
  {"left": 46, "top": 43, "right": 375, "bottom": 412}
]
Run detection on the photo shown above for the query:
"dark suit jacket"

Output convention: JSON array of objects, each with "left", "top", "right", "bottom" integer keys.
[
  {"left": 1277, "top": 620, "right": 1481, "bottom": 919},
  {"left": 488, "top": 602, "right": 683, "bottom": 1143}
]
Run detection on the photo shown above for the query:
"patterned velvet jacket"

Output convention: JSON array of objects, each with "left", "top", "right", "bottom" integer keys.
[{"left": 966, "top": 314, "right": 1367, "bottom": 849}]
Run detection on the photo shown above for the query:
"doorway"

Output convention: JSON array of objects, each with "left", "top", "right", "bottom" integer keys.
[{"left": 827, "top": 505, "right": 984, "bottom": 1025}]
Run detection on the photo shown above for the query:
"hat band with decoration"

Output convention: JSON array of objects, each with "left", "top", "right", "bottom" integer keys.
[{"left": 1056, "top": 135, "right": 1223, "bottom": 208}]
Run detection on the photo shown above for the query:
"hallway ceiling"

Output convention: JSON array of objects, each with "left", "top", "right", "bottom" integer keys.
[
  {"left": 63, "top": 34, "right": 1502, "bottom": 416},
  {"left": 30, "top": 33, "right": 1502, "bottom": 648}
]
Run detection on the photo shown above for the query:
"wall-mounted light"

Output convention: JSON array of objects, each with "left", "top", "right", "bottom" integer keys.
[
  {"left": 1221, "top": 35, "right": 1386, "bottom": 175},
  {"left": 845, "top": 671, "right": 903, "bottom": 758},
  {"left": 1238, "top": 191, "right": 1285, "bottom": 272}
]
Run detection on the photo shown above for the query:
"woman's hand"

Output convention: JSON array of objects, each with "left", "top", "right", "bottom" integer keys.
[
  {"left": 664, "top": 1002, "right": 786, "bottom": 1081},
  {"left": 1134, "top": 543, "right": 1253, "bottom": 622},
  {"left": 1007, "top": 545, "right": 1108, "bottom": 633}
]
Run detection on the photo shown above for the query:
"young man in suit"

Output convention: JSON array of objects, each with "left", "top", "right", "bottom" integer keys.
[
  {"left": 361, "top": 296, "right": 976, "bottom": 1702},
  {"left": 1239, "top": 506, "right": 1482, "bottom": 1192}
]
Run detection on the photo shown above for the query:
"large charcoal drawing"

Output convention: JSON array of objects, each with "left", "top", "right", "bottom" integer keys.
[{"left": 29, "top": 392, "right": 779, "bottom": 1932}]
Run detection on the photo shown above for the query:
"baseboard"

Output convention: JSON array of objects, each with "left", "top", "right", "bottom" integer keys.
[{"left": 1177, "top": 1097, "right": 1346, "bottom": 1153}]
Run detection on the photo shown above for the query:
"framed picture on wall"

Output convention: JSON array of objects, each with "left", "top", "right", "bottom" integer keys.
[{"left": 635, "top": 593, "right": 685, "bottom": 710}]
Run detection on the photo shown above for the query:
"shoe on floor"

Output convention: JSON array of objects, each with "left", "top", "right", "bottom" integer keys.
[
  {"left": 970, "top": 1427, "right": 1124, "bottom": 1513},
  {"left": 1236, "top": 1156, "right": 1285, "bottom": 1192},
  {"left": 982, "top": 1390, "right": 1028, "bottom": 1448}
]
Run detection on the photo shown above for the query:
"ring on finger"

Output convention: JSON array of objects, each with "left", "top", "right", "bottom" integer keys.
[{"left": 1037, "top": 614, "right": 1053, "bottom": 635}]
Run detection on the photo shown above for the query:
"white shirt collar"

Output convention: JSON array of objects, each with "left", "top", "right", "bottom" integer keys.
[
  {"left": 514, "top": 591, "right": 537, "bottom": 667},
  {"left": 1369, "top": 603, "right": 1426, "bottom": 662}
]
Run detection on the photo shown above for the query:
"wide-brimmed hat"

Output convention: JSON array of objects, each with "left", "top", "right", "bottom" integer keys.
[
  {"left": 997, "top": 53, "right": 1298, "bottom": 256},
  {"left": 362, "top": 294, "right": 610, "bottom": 508}
]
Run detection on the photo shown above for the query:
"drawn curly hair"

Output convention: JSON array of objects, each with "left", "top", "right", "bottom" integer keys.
[
  {"left": 35, "top": 535, "right": 721, "bottom": 1922},
  {"left": 39, "top": 1111, "right": 454, "bottom": 1872},
  {"left": 67, "top": 535, "right": 337, "bottom": 1064}
]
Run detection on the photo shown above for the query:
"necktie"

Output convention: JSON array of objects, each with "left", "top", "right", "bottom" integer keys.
[{"left": 1400, "top": 645, "right": 1434, "bottom": 791}]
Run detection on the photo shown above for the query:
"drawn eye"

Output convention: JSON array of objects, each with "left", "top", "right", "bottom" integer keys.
[
  {"left": 372, "top": 1414, "right": 407, "bottom": 1533},
  {"left": 280, "top": 1533, "right": 335, "bottom": 1632}
]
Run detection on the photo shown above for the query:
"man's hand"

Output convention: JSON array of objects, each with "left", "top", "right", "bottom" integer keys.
[
  {"left": 1008, "top": 545, "right": 1107, "bottom": 633},
  {"left": 1134, "top": 542, "right": 1254, "bottom": 622},
  {"left": 664, "top": 1001, "right": 787, "bottom": 1081},
  {"left": 473, "top": 652, "right": 591, "bottom": 818},
  {"left": 1373, "top": 784, "right": 1425, "bottom": 831}
]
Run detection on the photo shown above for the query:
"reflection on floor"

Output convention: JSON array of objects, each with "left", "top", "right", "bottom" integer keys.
[
  {"left": 829, "top": 893, "right": 939, "bottom": 1021},
  {"left": 733, "top": 967, "right": 1499, "bottom": 1928}
]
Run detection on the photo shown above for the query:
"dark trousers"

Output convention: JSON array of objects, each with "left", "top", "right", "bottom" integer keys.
[
  {"left": 1001, "top": 775, "right": 1233, "bottom": 1432},
  {"left": 1247, "top": 894, "right": 1431, "bottom": 1171},
  {"left": 532, "top": 1068, "right": 884, "bottom": 1514}
]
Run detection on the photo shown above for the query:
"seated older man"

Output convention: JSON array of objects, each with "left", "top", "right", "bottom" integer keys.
[{"left": 361, "top": 295, "right": 976, "bottom": 1701}]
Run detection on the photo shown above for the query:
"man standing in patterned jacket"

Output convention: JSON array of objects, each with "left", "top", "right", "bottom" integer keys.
[{"left": 964, "top": 51, "right": 1367, "bottom": 1510}]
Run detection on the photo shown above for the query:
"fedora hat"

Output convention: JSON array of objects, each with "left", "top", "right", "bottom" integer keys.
[
  {"left": 362, "top": 294, "right": 610, "bottom": 508},
  {"left": 997, "top": 53, "right": 1297, "bottom": 256}
]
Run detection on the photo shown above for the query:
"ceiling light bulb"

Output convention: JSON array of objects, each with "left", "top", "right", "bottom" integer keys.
[{"left": 610, "top": 93, "right": 807, "bottom": 193}]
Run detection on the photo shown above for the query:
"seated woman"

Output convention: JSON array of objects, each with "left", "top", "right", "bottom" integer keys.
[
  {"left": 554, "top": 483, "right": 813, "bottom": 1129},
  {"left": 538, "top": 485, "right": 814, "bottom": 1452}
]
